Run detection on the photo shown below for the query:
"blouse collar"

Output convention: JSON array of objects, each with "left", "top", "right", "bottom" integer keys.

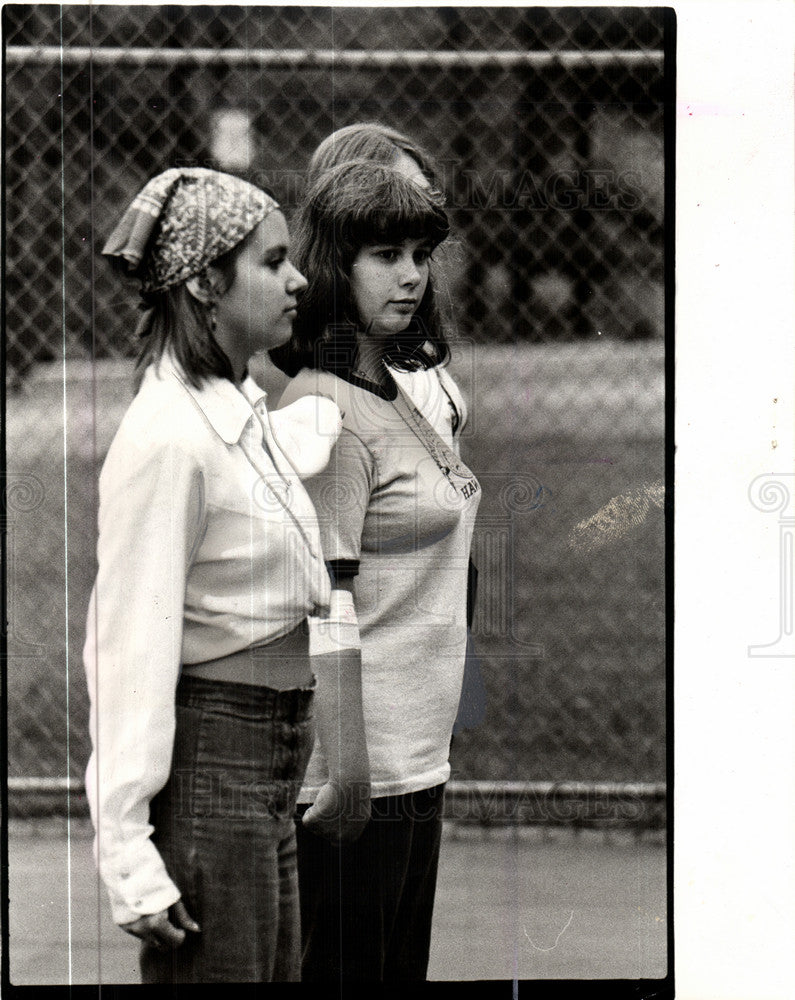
[{"left": 148, "top": 353, "right": 264, "bottom": 445}]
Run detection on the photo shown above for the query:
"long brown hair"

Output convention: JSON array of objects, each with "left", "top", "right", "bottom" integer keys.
[{"left": 270, "top": 160, "right": 450, "bottom": 379}]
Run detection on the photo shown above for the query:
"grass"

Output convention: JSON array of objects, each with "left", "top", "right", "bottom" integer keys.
[{"left": 6, "top": 343, "right": 665, "bottom": 785}]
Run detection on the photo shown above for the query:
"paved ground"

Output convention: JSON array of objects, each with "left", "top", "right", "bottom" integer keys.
[{"left": 6, "top": 819, "right": 666, "bottom": 984}]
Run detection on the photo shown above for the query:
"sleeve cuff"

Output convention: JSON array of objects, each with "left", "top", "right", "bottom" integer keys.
[
  {"left": 98, "top": 832, "right": 182, "bottom": 925},
  {"left": 325, "top": 558, "right": 360, "bottom": 583},
  {"left": 108, "top": 879, "right": 181, "bottom": 927}
]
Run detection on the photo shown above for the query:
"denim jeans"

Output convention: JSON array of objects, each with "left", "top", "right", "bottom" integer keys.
[
  {"left": 140, "top": 673, "right": 315, "bottom": 983},
  {"left": 295, "top": 784, "right": 445, "bottom": 982}
]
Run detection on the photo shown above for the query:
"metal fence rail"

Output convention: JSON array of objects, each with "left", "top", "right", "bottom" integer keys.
[
  {"left": 6, "top": 44, "right": 663, "bottom": 67},
  {"left": 7, "top": 777, "right": 667, "bottom": 828},
  {"left": 4, "top": 6, "right": 667, "bottom": 811}
]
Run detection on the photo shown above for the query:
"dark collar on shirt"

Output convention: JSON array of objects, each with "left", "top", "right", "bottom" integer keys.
[{"left": 341, "top": 368, "right": 398, "bottom": 402}]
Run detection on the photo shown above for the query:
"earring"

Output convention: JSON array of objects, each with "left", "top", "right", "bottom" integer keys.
[{"left": 186, "top": 270, "right": 220, "bottom": 332}]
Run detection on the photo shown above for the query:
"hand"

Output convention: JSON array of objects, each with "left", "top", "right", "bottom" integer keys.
[
  {"left": 120, "top": 899, "right": 200, "bottom": 950},
  {"left": 302, "top": 777, "right": 371, "bottom": 844}
]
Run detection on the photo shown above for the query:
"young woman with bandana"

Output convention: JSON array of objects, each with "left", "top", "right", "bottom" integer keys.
[{"left": 83, "top": 168, "right": 369, "bottom": 983}]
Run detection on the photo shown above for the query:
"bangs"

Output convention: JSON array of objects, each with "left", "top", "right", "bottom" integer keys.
[
  {"left": 346, "top": 199, "right": 449, "bottom": 250},
  {"left": 313, "top": 160, "right": 450, "bottom": 252}
]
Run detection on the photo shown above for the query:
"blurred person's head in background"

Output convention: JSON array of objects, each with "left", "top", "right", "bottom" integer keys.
[{"left": 307, "top": 121, "right": 442, "bottom": 197}]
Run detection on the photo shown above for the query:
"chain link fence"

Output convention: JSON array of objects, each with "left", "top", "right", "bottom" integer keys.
[{"left": 4, "top": 5, "right": 667, "bottom": 821}]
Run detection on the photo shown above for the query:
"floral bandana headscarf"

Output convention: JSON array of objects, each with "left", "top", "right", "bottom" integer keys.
[{"left": 102, "top": 167, "right": 279, "bottom": 294}]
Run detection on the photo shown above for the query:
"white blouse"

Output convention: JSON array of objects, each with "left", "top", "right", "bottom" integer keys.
[{"left": 84, "top": 354, "right": 335, "bottom": 924}]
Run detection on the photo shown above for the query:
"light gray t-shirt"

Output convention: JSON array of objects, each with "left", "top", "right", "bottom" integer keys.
[{"left": 279, "top": 366, "right": 481, "bottom": 799}]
